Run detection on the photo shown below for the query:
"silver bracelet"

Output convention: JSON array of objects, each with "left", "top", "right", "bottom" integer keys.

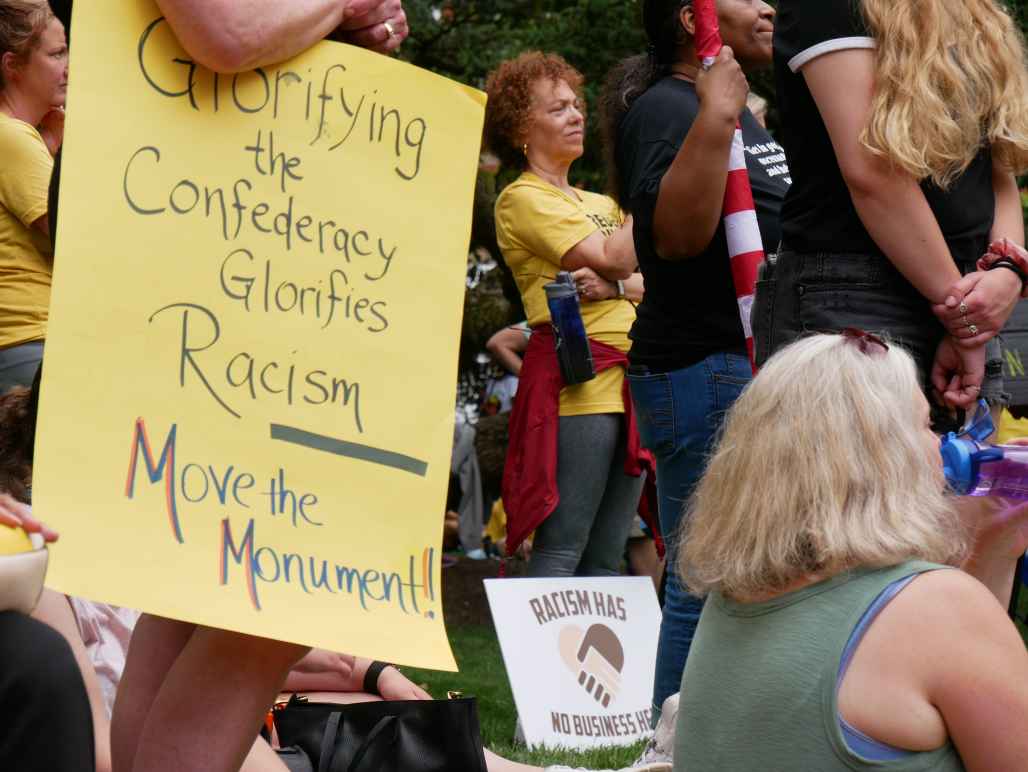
[{"left": 616, "top": 279, "right": 625, "bottom": 298}]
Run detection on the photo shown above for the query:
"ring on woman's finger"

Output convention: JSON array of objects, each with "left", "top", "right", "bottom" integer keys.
[
  {"left": 967, "top": 323, "right": 979, "bottom": 336},
  {"left": 383, "top": 20, "right": 397, "bottom": 38},
  {"left": 959, "top": 301, "right": 969, "bottom": 316}
]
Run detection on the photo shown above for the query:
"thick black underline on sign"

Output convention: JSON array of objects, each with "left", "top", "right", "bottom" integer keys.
[{"left": 269, "top": 424, "right": 429, "bottom": 477}]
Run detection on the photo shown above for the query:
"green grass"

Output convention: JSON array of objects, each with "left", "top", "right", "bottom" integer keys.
[{"left": 403, "top": 624, "right": 646, "bottom": 768}]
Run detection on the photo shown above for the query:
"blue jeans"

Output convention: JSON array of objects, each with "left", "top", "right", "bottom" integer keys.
[{"left": 628, "top": 351, "right": 751, "bottom": 724}]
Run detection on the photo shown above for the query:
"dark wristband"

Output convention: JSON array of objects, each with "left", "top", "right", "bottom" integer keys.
[
  {"left": 363, "top": 660, "right": 391, "bottom": 695},
  {"left": 987, "top": 258, "right": 1028, "bottom": 292}
]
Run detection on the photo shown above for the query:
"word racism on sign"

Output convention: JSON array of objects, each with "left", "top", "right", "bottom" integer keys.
[
  {"left": 485, "top": 578, "right": 661, "bottom": 750},
  {"left": 34, "top": 0, "right": 484, "bottom": 670}
]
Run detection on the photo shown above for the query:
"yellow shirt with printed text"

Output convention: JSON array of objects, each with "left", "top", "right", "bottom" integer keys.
[
  {"left": 495, "top": 172, "right": 635, "bottom": 416},
  {"left": 0, "top": 114, "right": 53, "bottom": 349}
]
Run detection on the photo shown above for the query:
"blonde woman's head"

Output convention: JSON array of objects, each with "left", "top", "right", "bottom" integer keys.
[
  {"left": 680, "top": 332, "right": 968, "bottom": 599},
  {"left": 859, "top": 0, "right": 1028, "bottom": 186}
]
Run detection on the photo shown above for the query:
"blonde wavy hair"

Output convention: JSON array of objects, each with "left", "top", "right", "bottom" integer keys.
[
  {"left": 680, "top": 334, "right": 968, "bottom": 600},
  {"left": 860, "top": 0, "right": 1028, "bottom": 187}
]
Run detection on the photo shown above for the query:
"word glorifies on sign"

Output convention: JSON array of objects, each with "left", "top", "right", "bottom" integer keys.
[{"left": 34, "top": 0, "right": 485, "bottom": 670}]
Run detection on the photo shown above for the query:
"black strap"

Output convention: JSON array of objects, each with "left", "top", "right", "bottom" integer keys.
[
  {"left": 347, "top": 716, "right": 397, "bottom": 772},
  {"left": 362, "top": 661, "right": 391, "bottom": 695},
  {"left": 317, "top": 712, "right": 342, "bottom": 772},
  {"left": 987, "top": 258, "right": 1028, "bottom": 293}
]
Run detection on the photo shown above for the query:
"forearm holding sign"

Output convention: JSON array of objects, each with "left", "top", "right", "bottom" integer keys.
[{"left": 154, "top": 0, "right": 350, "bottom": 72}]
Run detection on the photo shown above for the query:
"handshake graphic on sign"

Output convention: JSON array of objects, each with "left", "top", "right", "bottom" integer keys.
[{"left": 559, "top": 624, "right": 625, "bottom": 709}]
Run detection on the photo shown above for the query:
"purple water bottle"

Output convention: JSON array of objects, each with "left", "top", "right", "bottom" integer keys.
[
  {"left": 940, "top": 400, "right": 1028, "bottom": 607},
  {"left": 543, "top": 272, "right": 596, "bottom": 386}
]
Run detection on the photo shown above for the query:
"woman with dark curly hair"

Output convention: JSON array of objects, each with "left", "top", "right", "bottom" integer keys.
[
  {"left": 598, "top": 0, "right": 784, "bottom": 743},
  {"left": 486, "top": 51, "right": 648, "bottom": 579}
]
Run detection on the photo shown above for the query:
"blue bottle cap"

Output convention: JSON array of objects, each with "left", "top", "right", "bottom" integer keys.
[
  {"left": 940, "top": 433, "right": 976, "bottom": 495},
  {"left": 939, "top": 399, "right": 1000, "bottom": 495}
]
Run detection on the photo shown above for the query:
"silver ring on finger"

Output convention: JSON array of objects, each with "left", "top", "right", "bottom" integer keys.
[
  {"left": 959, "top": 301, "right": 969, "bottom": 316},
  {"left": 967, "top": 323, "right": 979, "bottom": 336},
  {"left": 383, "top": 20, "right": 397, "bottom": 38}
]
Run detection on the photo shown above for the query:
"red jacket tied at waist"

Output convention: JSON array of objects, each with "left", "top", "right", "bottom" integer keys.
[{"left": 501, "top": 324, "right": 660, "bottom": 557}]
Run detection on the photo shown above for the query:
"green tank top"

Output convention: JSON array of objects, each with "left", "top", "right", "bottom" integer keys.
[{"left": 674, "top": 560, "right": 966, "bottom": 771}]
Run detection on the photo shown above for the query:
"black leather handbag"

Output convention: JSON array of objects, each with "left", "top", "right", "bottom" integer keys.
[
  {"left": 273, "top": 694, "right": 489, "bottom": 772},
  {"left": 276, "top": 745, "right": 314, "bottom": 772}
]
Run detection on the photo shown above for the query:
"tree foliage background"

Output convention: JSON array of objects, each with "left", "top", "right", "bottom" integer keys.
[{"left": 400, "top": 1, "right": 1028, "bottom": 377}]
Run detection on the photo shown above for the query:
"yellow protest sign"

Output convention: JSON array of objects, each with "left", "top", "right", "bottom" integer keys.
[{"left": 33, "top": 0, "right": 486, "bottom": 671}]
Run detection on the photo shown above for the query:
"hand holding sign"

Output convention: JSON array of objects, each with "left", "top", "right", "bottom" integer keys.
[{"left": 333, "top": 0, "right": 409, "bottom": 54}]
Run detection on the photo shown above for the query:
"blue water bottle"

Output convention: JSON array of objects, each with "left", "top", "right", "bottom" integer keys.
[
  {"left": 543, "top": 272, "right": 596, "bottom": 386},
  {"left": 939, "top": 400, "right": 1006, "bottom": 496}
]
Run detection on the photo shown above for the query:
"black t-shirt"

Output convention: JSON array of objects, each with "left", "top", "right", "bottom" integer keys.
[
  {"left": 773, "top": 0, "right": 994, "bottom": 267},
  {"left": 617, "top": 76, "right": 790, "bottom": 371}
]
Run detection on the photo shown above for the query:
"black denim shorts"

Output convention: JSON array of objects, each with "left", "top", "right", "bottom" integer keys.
[{"left": 751, "top": 249, "right": 1008, "bottom": 432}]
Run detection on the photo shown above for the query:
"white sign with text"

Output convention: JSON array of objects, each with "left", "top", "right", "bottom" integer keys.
[{"left": 484, "top": 577, "right": 661, "bottom": 750}]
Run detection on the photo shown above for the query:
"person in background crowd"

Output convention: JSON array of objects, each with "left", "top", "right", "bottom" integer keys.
[
  {"left": 675, "top": 331, "right": 1028, "bottom": 770},
  {"left": 0, "top": 0, "right": 66, "bottom": 390},
  {"left": 625, "top": 516, "right": 663, "bottom": 591},
  {"left": 599, "top": 0, "right": 785, "bottom": 743},
  {"left": 485, "top": 51, "right": 649, "bottom": 580},
  {"left": 753, "top": 0, "right": 1028, "bottom": 420},
  {"left": 486, "top": 322, "right": 530, "bottom": 379}
]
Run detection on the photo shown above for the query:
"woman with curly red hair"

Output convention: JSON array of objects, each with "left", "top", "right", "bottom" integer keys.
[{"left": 485, "top": 52, "right": 648, "bottom": 579}]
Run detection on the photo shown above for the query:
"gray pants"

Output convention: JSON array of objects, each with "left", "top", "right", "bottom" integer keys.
[
  {"left": 0, "top": 341, "right": 43, "bottom": 393},
  {"left": 526, "top": 413, "right": 644, "bottom": 578},
  {"left": 451, "top": 421, "right": 484, "bottom": 553}
]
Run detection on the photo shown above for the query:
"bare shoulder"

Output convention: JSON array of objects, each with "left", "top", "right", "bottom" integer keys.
[
  {"left": 896, "top": 570, "right": 1028, "bottom": 768},
  {"left": 888, "top": 568, "right": 1014, "bottom": 636}
]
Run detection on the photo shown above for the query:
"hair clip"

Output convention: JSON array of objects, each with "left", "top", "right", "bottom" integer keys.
[{"left": 840, "top": 327, "right": 889, "bottom": 355}]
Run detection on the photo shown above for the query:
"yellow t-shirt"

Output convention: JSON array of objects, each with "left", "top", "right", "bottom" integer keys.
[
  {"left": 0, "top": 114, "right": 54, "bottom": 349},
  {"left": 495, "top": 172, "right": 635, "bottom": 416}
]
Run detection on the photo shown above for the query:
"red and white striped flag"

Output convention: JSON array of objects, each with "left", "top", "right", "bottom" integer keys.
[{"left": 693, "top": 0, "right": 765, "bottom": 372}]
